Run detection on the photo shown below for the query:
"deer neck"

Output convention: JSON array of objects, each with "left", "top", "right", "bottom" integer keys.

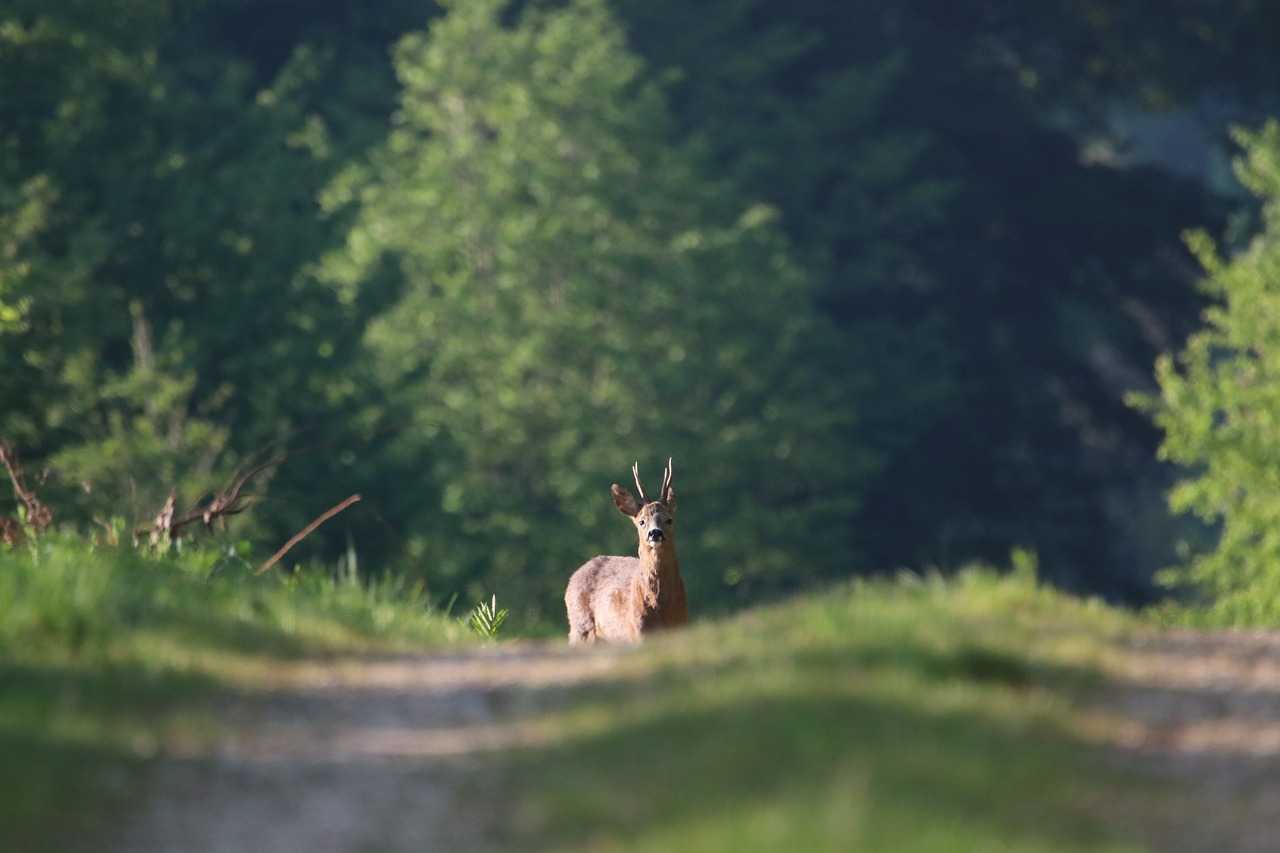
[{"left": 637, "top": 543, "right": 681, "bottom": 610}]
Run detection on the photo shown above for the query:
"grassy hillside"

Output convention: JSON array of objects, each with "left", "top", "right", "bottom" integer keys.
[
  {"left": 1, "top": 540, "right": 1161, "bottom": 851},
  {"left": 0, "top": 536, "right": 469, "bottom": 851},
  {"left": 477, "top": 569, "right": 1150, "bottom": 852}
]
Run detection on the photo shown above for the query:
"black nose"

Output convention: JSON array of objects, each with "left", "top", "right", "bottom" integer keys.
[{"left": 646, "top": 527, "right": 664, "bottom": 542}]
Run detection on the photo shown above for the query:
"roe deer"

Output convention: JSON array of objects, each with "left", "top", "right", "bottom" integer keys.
[{"left": 565, "top": 458, "right": 688, "bottom": 644}]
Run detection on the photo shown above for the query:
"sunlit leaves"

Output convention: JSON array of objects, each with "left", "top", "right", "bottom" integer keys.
[{"left": 1144, "top": 121, "right": 1280, "bottom": 622}]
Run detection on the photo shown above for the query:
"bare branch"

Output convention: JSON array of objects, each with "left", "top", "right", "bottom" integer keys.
[
  {"left": 148, "top": 490, "right": 176, "bottom": 546},
  {"left": 0, "top": 516, "right": 23, "bottom": 547},
  {"left": 136, "top": 453, "right": 283, "bottom": 540},
  {"left": 0, "top": 441, "right": 53, "bottom": 534},
  {"left": 256, "top": 494, "right": 362, "bottom": 576}
]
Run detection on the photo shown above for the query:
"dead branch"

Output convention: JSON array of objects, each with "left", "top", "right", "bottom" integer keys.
[
  {"left": 0, "top": 441, "right": 53, "bottom": 534},
  {"left": 137, "top": 453, "right": 283, "bottom": 541},
  {"left": 0, "top": 516, "right": 23, "bottom": 547},
  {"left": 256, "top": 493, "right": 362, "bottom": 576},
  {"left": 92, "top": 515, "right": 120, "bottom": 547},
  {"left": 147, "top": 491, "right": 176, "bottom": 546}
]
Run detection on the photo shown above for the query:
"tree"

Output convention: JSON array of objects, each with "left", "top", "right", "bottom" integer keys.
[
  {"left": 322, "top": 0, "right": 872, "bottom": 616},
  {"left": 0, "top": 1, "right": 412, "bottom": 537},
  {"left": 611, "top": 0, "right": 1221, "bottom": 599},
  {"left": 1142, "top": 122, "right": 1280, "bottom": 622}
]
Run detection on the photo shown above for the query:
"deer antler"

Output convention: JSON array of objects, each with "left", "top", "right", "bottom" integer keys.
[
  {"left": 631, "top": 461, "right": 647, "bottom": 504},
  {"left": 660, "top": 457, "right": 673, "bottom": 503}
]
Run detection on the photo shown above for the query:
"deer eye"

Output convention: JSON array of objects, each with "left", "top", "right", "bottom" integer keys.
[{"left": 638, "top": 519, "right": 646, "bottom": 526}]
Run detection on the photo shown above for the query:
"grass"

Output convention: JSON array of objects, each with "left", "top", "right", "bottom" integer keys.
[
  {"left": 2, "top": 539, "right": 1168, "bottom": 852},
  {"left": 0, "top": 534, "right": 469, "bottom": 851},
  {"left": 477, "top": 569, "right": 1153, "bottom": 852}
]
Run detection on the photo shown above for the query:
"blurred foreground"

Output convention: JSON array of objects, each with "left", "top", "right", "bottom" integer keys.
[{"left": 8, "top": 544, "right": 1263, "bottom": 852}]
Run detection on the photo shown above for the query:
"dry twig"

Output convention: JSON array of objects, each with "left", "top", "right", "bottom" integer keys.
[
  {"left": 0, "top": 441, "right": 53, "bottom": 535},
  {"left": 256, "top": 493, "right": 362, "bottom": 575},
  {"left": 0, "top": 516, "right": 23, "bottom": 547},
  {"left": 138, "top": 454, "right": 283, "bottom": 543}
]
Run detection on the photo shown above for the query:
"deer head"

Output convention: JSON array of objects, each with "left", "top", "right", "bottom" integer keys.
[{"left": 610, "top": 458, "right": 676, "bottom": 554}]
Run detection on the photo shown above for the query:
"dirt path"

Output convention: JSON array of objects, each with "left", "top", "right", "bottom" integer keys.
[
  {"left": 107, "top": 644, "right": 625, "bottom": 853},
  {"left": 1101, "top": 630, "right": 1280, "bottom": 853},
  {"left": 105, "top": 630, "right": 1280, "bottom": 852}
]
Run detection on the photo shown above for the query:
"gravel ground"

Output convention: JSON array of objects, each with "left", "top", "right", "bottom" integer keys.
[
  {"left": 106, "top": 644, "right": 624, "bottom": 853},
  {"left": 1100, "top": 630, "right": 1280, "bottom": 853},
  {"left": 104, "top": 630, "right": 1280, "bottom": 853}
]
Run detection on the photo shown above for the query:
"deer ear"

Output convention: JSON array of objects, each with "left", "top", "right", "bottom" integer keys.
[{"left": 611, "top": 483, "right": 641, "bottom": 517}]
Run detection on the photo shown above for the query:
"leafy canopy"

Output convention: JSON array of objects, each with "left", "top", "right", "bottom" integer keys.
[{"left": 323, "top": 0, "right": 870, "bottom": 615}]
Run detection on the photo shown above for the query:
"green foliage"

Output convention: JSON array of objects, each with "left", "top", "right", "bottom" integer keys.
[
  {"left": 324, "top": 0, "right": 870, "bottom": 614},
  {"left": 0, "top": 0, "right": 414, "bottom": 548},
  {"left": 468, "top": 593, "right": 509, "bottom": 639},
  {"left": 1139, "top": 121, "right": 1280, "bottom": 624}
]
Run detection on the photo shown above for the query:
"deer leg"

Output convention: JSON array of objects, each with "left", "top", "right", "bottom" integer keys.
[{"left": 566, "top": 586, "right": 597, "bottom": 645}]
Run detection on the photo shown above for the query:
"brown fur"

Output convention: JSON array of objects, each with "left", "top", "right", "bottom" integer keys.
[{"left": 565, "top": 462, "right": 688, "bottom": 644}]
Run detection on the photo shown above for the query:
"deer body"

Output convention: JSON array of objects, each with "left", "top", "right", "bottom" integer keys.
[{"left": 565, "top": 459, "right": 687, "bottom": 644}]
